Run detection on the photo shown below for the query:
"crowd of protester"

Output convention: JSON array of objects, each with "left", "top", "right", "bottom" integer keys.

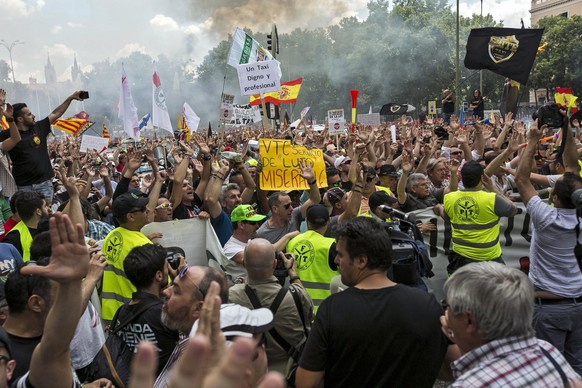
[{"left": 0, "top": 86, "right": 581, "bottom": 387}]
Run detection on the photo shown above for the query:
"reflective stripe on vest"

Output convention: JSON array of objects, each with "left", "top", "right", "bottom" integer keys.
[
  {"left": 101, "top": 227, "right": 152, "bottom": 321},
  {"left": 12, "top": 221, "right": 33, "bottom": 262},
  {"left": 444, "top": 190, "right": 501, "bottom": 260},
  {"left": 286, "top": 230, "right": 337, "bottom": 311}
]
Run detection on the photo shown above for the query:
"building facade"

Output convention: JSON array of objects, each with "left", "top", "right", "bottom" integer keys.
[{"left": 530, "top": 0, "right": 582, "bottom": 25}]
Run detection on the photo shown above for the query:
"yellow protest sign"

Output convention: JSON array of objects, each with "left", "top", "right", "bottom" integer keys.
[
  {"left": 428, "top": 100, "right": 437, "bottom": 115},
  {"left": 259, "top": 139, "right": 328, "bottom": 191}
]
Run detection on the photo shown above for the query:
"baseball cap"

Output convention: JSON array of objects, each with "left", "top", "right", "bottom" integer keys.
[
  {"left": 368, "top": 191, "right": 397, "bottom": 211},
  {"left": 190, "top": 303, "right": 274, "bottom": 341},
  {"left": 245, "top": 158, "right": 258, "bottom": 167},
  {"left": 366, "top": 166, "right": 377, "bottom": 177},
  {"left": 112, "top": 189, "right": 149, "bottom": 222},
  {"left": 0, "top": 326, "right": 12, "bottom": 359},
  {"left": 325, "top": 187, "right": 346, "bottom": 206},
  {"left": 230, "top": 204, "right": 266, "bottom": 223},
  {"left": 378, "top": 164, "right": 398, "bottom": 177},
  {"left": 306, "top": 204, "right": 330, "bottom": 227},
  {"left": 333, "top": 155, "right": 351, "bottom": 169}
]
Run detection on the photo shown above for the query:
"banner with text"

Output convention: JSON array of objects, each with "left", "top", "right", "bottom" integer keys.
[
  {"left": 220, "top": 93, "right": 235, "bottom": 121},
  {"left": 357, "top": 113, "right": 381, "bottom": 126},
  {"left": 259, "top": 139, "right": 327, "bottom": 191},
  {"left": 80, "top": 134, "right": 110, "bottom": 153}
]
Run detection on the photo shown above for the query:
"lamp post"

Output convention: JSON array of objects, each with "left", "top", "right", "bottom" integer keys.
[
  {"left": 479, "top": 0, "right": 483, "bottom": 94},
  {"left": 0, "top": 39, "right": 24, "bottom": 83}
]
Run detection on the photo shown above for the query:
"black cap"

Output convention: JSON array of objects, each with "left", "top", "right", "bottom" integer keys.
[
  {"left": 0, "top": 326, "right": 12, "bottom": 359},
  {"left": 306, "top": 204, "right": 330, "bottom": 227},
  {"left": 368, "top": 191, "right": 397, "bottom": 212},
  {"left": 326, "top": 187, "right": 346, "bottom": 206},
  {"left": 112, "top": 189, "right": 149, "bottom": 223},
  {"left": 366, "top": 166, "right": 377, "bottom": 177},
  {"left": 378, "top": 164, "right": 398, "bottom": 177}
]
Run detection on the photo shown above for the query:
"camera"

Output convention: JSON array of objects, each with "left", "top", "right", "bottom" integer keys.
[
  {"left": 165, "top": 247, "right": 185, "bottom": 270},
  {"left": 533, "top": 103, "right": 565, "bottom": 128},
  {"left": 274, "top": 251, "right": 294, "bottom": 281},
  {"left": 79, "top": 91, "right": 89, "bottom": 100}
]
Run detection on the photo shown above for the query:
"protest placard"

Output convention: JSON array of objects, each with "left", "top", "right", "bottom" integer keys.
[
  {"left": 80, "top": 134, "right": 109, "bottom": 153},
  {"left": 237, "top": 60, "right": 281, "bottom": 96},
  {"left": 220, "top": 93, "right": 234, "bottom": 121},
  {"left": 259, "top": 139, "right": 328, "bottom": 190},
  {"left": 428, "top": 100, "right": 437, "bottom": 115},
  {"left": 328, "top": 109, "right": 345, "bottom": 135},
  {"left": 357, "top": 113, "right": 381, "bottom": 126}
]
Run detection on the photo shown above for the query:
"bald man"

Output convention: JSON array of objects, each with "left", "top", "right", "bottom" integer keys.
[{"left": 229, "top": 238, "right": 313, "bottom": 375}]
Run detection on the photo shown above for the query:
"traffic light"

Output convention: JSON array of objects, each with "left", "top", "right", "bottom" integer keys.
[
  {"left": 266, "top": 24, "right": 278, "bottom": 58},
  {"left": 267, "top": 34, "right": 273, "bottom": 52}
]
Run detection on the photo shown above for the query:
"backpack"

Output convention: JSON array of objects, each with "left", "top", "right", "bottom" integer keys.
[
  {"left": 84, "top": 298, "right": 158, "bottom": 388},
  {"left": 245, "top": 285, "right": 309, "bottom": 387}
]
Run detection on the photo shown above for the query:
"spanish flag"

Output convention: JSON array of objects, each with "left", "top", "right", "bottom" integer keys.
[
  {"left": 1, "top": 116, "right": 9, "bottom": 130},
  {"left": 51, "top": 118, "right": 95, "bottom": 136},
  {"left": 554, "top": 87, "right": 579, "bottom": 115},
  {"left": 249, "top": 78, "right": 303, "bottom": 106},
  {"left": 102, "top": 124, "right": 110, "bottom": 140}
]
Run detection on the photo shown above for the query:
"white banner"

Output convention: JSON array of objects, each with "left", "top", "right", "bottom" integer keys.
[
  {"left": 237, "top": 60, "right": 280, "bottom": 96},
  {"left": 229, "top": 103, "right": 261, "bottom": 126},
  {"left": 183, "top": 102, "right": 201, "bottom": 134},
  {"left": 357, "top": 113, "right": 381, "bottom": 126},
  {"left": 118, "top": 64, "right": 140, "bottom": 140},
  {"left": 413, "top": 203, "right": 532, "bottom": 301},
  {"left": 141, "top": 218, "right": 227, "bottom": 270},
  {"left": 80, "top": 135, "right": 109, "bottom": 153}
]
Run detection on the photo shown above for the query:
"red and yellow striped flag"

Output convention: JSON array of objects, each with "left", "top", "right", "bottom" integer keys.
[
  {"left": 51, "top": 118, "right": 95, "bottom": 136},
  {"left": 102, "top": 124, "right": 110, "bottom": 141},
  {"left": 249, "top": 78, "right": 303, "bottom": 106},
  {"left": 555, "top": 87, "right": 579, "bottom": 114}
]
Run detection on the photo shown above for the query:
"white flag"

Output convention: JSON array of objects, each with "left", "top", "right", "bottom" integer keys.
[
  {"left": 300, "top": 106, "right": 310, "bottom": 120},
  {"left": 152, "top": 62, "right": 173, "bottom": 135},
  {"left": 183, "top": 103, "right": 200, "bottom": 134},
  {"left": 118, "top": 64, "right": 140, "bottom": 140},
  {"left": 227, "top": 27, "right": 282, "bottom": 77}
]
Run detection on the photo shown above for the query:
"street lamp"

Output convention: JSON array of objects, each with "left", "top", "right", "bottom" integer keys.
[
  {"left": 0, "top": 39, "right": 24, "bottom": 83},
  {"left": 479, "top": 0, "right": 483, "bottom": 94}
]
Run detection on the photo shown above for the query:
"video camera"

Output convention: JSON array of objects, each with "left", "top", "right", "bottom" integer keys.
[{"left": 532, "top": 103, "right": 565, "bottom": 128}]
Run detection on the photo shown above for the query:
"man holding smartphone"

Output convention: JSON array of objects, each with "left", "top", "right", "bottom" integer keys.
[{"left": 0, "top": 90, "right": 87, "bottom": 202}]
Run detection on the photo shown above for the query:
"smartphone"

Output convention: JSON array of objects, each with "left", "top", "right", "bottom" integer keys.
[{"left": 79, "top": 91, "right": 89, "bottom": 99}]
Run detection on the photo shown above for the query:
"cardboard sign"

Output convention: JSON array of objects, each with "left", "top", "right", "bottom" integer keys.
[
  {"left": 259, "top": 139, "right": 327, "bottom": 191},
  {"left": 80, "top": 135, "right": 109, "bottom": 153},
  {"left": 220, "top": 93, "right": 234, "bottom": 121},
  {"left": 237, "top": 60, "right": 281, "bottom": 96},
  {"left": 328, "top": 109, "right": 345, "bottom": 135},
  {"left": 356, "top": 113, "right": 381, "bottom": 126}
]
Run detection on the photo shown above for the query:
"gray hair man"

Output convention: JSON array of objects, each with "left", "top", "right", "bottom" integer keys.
[{"left": 441, "top": 262, "right": 579, "bottom": 386}]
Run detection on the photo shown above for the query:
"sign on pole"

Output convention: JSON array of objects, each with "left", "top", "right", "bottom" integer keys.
[
  {"left": 428, "top": 100, "right": 437, "bottom": 115},
  {"left": 220, "top": 93, "right": 234, "bottom": 122},
  {"left": 328, "top": 109, "right": 345, "bottom": 135},
  {"left": 237, "top": 60, "right": 281, "bottom": 96}
]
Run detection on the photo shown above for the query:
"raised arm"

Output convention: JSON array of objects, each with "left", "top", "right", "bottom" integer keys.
[
  {"left": 204, "top": 159, "right": 231, "bottom": 219},
  {"left": 515, "top": 123, "right": 544, "bottom": 206},
  {"left": 397, "top": 152, "right": 413, "bottom": 205},
  {"left": 298, "top": 160, "right": 322, "bottom": 219},
  {"left": 0, "top": 90, "right": 21, "bottom": 152},
  {"left": 48, "top": 91, "right": 84, "bottom": 123},
  {"left": 21, "top": 213, "right": 89, "bottom": 388}
]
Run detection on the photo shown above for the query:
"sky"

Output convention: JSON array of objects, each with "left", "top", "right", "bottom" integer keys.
[{"left": 0, "top": 0, "right": 531, "bottom": 84}]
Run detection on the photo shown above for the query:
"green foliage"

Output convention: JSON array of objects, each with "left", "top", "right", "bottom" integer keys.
[{"left": 530, "top": 15, "right": 582, "bottom": 93}]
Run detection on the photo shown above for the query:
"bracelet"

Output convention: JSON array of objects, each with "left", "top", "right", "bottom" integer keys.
[
  {"left": 290, "top": 275, "right": 301, "bottom": 283},
  {"left": 211, "top": 174, "right": 225, "bottom": 180},
  {"left": 307, "top": 179, "right": 316, "bottom": 186}
]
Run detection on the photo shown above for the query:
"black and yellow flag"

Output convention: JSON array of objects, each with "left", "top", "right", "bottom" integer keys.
[{"left": 464, "top": 28, "right": 544, "bottom": 85}]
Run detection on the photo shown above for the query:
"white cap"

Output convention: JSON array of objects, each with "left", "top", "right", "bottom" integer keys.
[{"left": 190, "top": 303, "right": 274, "bottom": 340}]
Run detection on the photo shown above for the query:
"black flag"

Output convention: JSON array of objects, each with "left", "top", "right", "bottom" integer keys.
[
  {"left": 380, "top": 103, "right": 408, "bottom": 116},
  {"left": 464, "top": 28, "right": 543, "bottom": 85},
  {"left": 207, "top": 121, "right": 212, "bottom": 139}
]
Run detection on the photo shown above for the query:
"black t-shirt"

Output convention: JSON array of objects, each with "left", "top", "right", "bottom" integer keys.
[
  {"left": 6, "top": 333, "right": 42, "bottom": 384},
  {"left": 443, "top": 100, "right": 455, "bottom": 114},
  {"left": 3, "top": 227, "right": 40, "bottom": 257},
  {"left": 114, "top": 292, "right": 179, "bottom": 375},
  {"left": 299, "top": 284, "right": 448, "bottom": 388},
  {"left": 172, "top": 193, "right": 203, "bottom": 220},
  {"left": 0, "top": 118, "right": 53, "bottom": 186}
]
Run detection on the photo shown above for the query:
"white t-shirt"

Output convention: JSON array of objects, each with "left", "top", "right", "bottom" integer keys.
[{"left": 222, "top": 236, "right": 248, "bottom": 280}]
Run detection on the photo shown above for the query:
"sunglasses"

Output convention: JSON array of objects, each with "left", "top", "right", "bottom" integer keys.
[
  {"left": 451, "top": 151, "right": 462, "bottom": 156},
  {"left": 156, "top": 203, "right": 173, "bottom": 209},
  {"left": 534, "top": 155, "right": 545, "bottom": 161},
  {"left": 366, "top": 175, "right": 376, "bottom": 182},
  {"left": 243, "top": 220, "right": 261, "bottom": 226},
  {"left": 177, "top": 265, "right": 206, "bottom": 300},
  {"left": 283, "top": 203, "right": 293, "bottom": 209}
]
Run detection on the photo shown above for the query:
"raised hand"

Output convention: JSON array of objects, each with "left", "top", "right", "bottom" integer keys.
[{"left": 298, "top": 159, "right": 315, "bottom": 182}]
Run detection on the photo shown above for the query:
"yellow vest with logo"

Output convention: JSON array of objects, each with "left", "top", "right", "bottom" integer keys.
[
  {"left": 286, "top": 230, "right": 337, "bottom": 311},
  {"left": 444, "top": 190, "right": 501, "bottom": 260},
  {"left": 101, "top": 227, "right": 152, "bottom": 321},
  {"left": 12, "top": 221, "right": 33, "bottom": 262}
]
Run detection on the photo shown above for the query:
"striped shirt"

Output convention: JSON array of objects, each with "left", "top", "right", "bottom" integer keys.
[{"left": 451, "top": 336, "right": 579, "bottom": 387}]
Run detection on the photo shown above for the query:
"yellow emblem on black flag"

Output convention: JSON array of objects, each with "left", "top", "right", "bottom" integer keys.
[{"left": 488, "top": 35, "right": 519, "bottom": 64}]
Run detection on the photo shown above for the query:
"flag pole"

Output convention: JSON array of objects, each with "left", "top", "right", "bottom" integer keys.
[{"left": 260, "top": 92, "right": 269, "bottom": 133}]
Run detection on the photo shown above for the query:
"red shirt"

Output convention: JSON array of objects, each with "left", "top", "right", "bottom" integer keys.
[{"left": 0, "top": 216, "right": 18, "bottom": 241}]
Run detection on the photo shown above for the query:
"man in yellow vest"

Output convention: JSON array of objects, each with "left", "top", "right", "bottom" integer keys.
[
  {"left": 286, "top": 204, "right": 337, "bottom": 311},
  {"left": 101, "top": 190, "right": 153, "bottom": 323},
  {"left": 443, "top": 160, "right": 517, "bottom": 274},
  {"left": 2, "top": 191, "right": 50, "bottom": 262}
]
